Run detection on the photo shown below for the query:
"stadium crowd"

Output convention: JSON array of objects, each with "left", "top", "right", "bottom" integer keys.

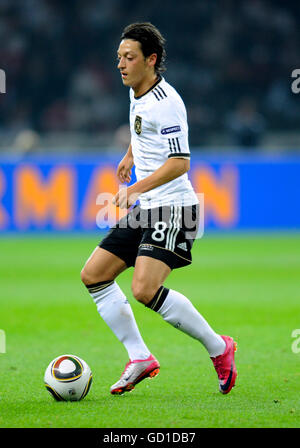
[{"left": 0, "top": 0, "right": 299, "bottom": 149}]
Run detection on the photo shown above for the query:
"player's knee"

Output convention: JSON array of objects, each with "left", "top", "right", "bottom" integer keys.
[
  {"left": 81, "top": 262, "right": 115, "bottom": 286},
  {"left": 131, "top": 280, "right": 158, "bottom": 305},
  {"left": 80, "top": 265, "right": 102, "bottom": 286},
  {"left": 80, "top": 266, "right": 92, "bottom": 286}
]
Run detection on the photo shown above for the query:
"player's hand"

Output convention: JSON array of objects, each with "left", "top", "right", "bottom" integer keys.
[
  {"left": 116, "top": 154, "right": 134, "bottom": 183},
  {"left": 112, "top": 186, "right": 139, "bottom": 209}
]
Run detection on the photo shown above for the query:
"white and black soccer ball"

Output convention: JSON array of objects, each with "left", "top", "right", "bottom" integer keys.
[{"left": 44, "top": 354, "right": 92, "bottom": 401}]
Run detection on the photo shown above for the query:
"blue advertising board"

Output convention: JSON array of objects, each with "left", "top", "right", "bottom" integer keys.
[{"left": 0, "top": 153, "right": 299, "bottom": 233}]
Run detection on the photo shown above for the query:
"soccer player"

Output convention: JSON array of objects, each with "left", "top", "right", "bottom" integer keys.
[{"left": 81, "top": 22, "right": 237, "bottom": 395}]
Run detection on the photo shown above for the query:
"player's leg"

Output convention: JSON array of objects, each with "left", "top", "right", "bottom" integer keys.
[
  {"left": 81, "top": 246, "right": 127, "bottom": 284},
  {"left": 131, "top": 256, "right": 171, "bottom": 305},
  {"left": 81, "top": 246, "right": 151, "bottom": 364},
  {"left": 109, "top": 255, "right": 169, "bottom": 395},
  {"left": 132, "top": 255, "right": 226, "bottom": 357},
  {"left": 133, "top": 254, "right": 237, "bottom": 394}
]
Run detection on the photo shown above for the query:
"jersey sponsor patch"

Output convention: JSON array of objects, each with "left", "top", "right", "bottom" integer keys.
[
  {"left": 161, "top": 125, "right": 181, "bottom": 135},
  {"left": 134, "top": 115, "right": 142, "bottom": 135}
]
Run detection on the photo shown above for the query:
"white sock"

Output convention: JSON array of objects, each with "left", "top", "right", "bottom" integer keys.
[
  {"left": 88, "top": 281, "right": 150, "bottom": 361},
  {"left": 151, "top": 287, "right": 226, "bottom": 357}
]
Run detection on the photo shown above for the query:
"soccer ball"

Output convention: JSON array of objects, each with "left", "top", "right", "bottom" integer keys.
[{"left": 44, "top": 354, "right": 92, "bottom": 401}]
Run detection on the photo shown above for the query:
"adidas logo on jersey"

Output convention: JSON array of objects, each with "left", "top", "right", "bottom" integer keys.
[{"left": 177, "top": 242, "right": 188, "bottom": 251}]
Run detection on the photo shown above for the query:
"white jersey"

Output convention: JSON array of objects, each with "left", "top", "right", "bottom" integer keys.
[{"left": 129, "top": 76, "right": 199, "bottom": 209}]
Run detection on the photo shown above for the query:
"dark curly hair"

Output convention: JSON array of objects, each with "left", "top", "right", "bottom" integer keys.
[{"left": 121, "top": 22, "right": 166, "bottom": 75}]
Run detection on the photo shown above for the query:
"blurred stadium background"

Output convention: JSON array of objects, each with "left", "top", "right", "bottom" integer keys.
[
  {"left": 1, "top": 1, "right": 300, "bottom": 430},
  {"left": 0, "top": 0, "right": 299, "bottom": 233}
]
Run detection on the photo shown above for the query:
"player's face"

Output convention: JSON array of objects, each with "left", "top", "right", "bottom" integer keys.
[{"left": 117, "top": 39, "right": 155, "bottom": 90}]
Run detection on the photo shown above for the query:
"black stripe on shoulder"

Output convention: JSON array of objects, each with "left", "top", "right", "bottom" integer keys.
[
  {"left": 168, "top": 153, "right": 190, "bottom": 158},
  {"left": 176, "top": 137, "right": 181, "bottom": 152},
  {"left": 154, "top": 87, "right": 164, "bottom": 99},
  {"left": 157, "top": 85, "right": 167, "bottom": 97},
  {"left": 152, "top": 90, "right": 160, "bottom": 101},
  {"left": 168, "top": 139, "right": 173, "bottom": 153}
]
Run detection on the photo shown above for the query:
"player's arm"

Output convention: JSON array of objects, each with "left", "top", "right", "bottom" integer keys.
[
  {"left": 132, "top": 156, "right": 190, "bottom": 194},
  {"left": 113, "top": 157, "right": 190, "bottom": 208},
  {"left": 116, "top": 143, "right": 134, "bottom": 183}
]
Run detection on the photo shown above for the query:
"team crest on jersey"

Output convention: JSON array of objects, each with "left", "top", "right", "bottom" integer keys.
[{"left": 134, "top": 115, "right": 142, "bottom": 135}]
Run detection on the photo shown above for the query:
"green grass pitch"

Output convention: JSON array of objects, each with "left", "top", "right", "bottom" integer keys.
[{"left": 0, "top": 233, "right": 299, "bottom": 428}]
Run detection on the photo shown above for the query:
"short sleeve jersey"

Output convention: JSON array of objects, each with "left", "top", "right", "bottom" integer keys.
[{"left": 129, "top": 76, "right": 199, "bottom": 209}]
